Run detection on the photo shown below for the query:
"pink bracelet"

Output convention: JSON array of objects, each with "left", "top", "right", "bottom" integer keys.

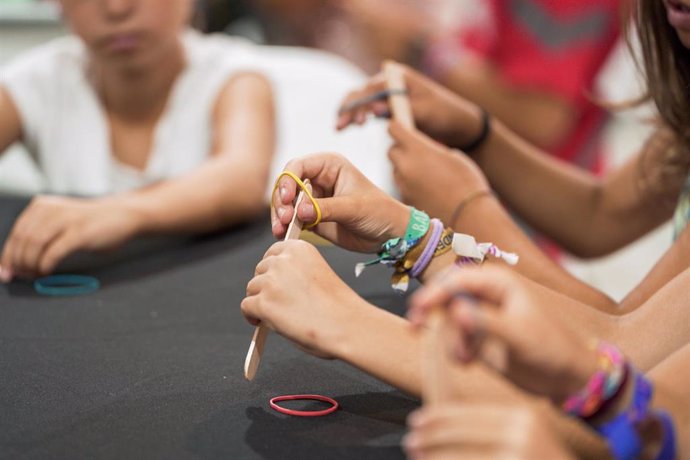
[{"left": 562, "top": 341, "right": 627, "bottom": 419}]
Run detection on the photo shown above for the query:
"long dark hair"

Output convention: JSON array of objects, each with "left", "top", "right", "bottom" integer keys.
[{"left": 632, "top": 0, "right": 690, "bottom": 201}]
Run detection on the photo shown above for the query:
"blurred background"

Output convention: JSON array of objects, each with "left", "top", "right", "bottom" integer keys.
[{"left": 0, "top": 0, "right": 669, "bottom": 300}]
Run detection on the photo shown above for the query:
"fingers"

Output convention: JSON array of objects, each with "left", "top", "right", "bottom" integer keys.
[
  {"left": 388, "top": 119, "right": 419, "bottom": 147},
  {"left": 386, "top": 121, "right": 429, "bottom": 170},
  {"left": 245, "top": 273, "right": 266, "bottom": 297},
  {"left": 271, "top": 169, "right": 301, "bottom": 236},
  {"left": 447, "top": 297, "right": 484, "bottom": 364},
  {"left": 240, "top": 295, "right": 261, "bottom": 326},
  {"left": 261, "top": 241, "right": 287, "bottom": 261},
  {"left": 36, "top": 229, "right": 83, "bottom": 276},
  {"left": 15, "top": 220, "right": 65, "bottom": 278},
  {"left": 447, "top": 296, "right": 513, "bottom": 366},
  {"left": 273, "top": 153, "right": 367, "bottom": 235},
  {"left": 1, "top": 203, "right": 66, "bottom": 280},
  {"left": 296, "top": 195, "right": 354, "bottom": 227},
  {"left": 336, "top": 73, "right": 387, "bottom": 130},
  {"left": 1, "top": 209, "right": 27, "bottom": 281},
  {"left": 445, "top": 265, "right": 516, "bottom": 305},
  {"left": 388, "top": 120, "right": 444, "bottom": 153},
  {"left": 404, "top": 405, "right": 508, "bottom": 458},
  {"left": 244, "top": 253, "right": 279, "bottom": 326},
  {"left": 0, "top": 245, "right": 13, "bottom": 283},
  {"left": 408, "top": 265, "right": 515, "bottom": 327},
  {"left": 407, "top": 266, "right": 462, "bottom": 327}
]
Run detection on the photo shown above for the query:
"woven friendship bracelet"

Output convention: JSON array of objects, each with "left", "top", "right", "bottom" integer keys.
[
  {"left": 562, "top": 341, "right": 627, "bottom": 419},
  {"left": 355, "top": 208, "right": 430, "bottom": 279}
]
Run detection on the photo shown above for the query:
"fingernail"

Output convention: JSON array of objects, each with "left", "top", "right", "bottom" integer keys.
[
  {"left": 0, "top": 267, "right": 10, "bottom": 284},
  {"left": 301, "top": 203, "right": 315, "bottom": 220},
  {"left": 280, "top": 186, "right": 288, "bottom": 201},
  {"left": 277, "top": 207, "right": 286, "bottom": 219}
]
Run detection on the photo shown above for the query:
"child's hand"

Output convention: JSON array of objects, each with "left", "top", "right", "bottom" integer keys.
[
  {"left": 404, "top": 403, "right": 574, "bottom": 460},
  {"left": 271, "top": 152, "right": 411, "bottom": 253},
  {"left": 408, "top": 265, "right": 598, "bottom": 404},
  {"left": 0, "top": 195, "right": 141, "bottom": 281},
  {"left": 241, "top": 239, "right": 368, "bottom": 359},
  {"left": 387, "top": 121, "right": 490, "bottom": 224},
  {"left": 336, "top": 63, "right": 484, "bottom": 149}
]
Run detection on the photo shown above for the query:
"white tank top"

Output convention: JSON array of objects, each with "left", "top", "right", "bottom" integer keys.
[{"left": 0, "top": 30, "right": 258, "bottom": 196}]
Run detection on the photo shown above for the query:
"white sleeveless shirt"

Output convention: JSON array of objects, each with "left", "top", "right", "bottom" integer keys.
[{"left": 0, "top": 30, "right": 257, "bottom": 196}]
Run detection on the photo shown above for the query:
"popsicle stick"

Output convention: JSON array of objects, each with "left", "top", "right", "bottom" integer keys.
[
  {"left": 422, "top": 308, "right": 452, "bottom": 406},
  {"left": 382, "top": 61, "right": 451, "bottom": 405},
  {"left": 382, "top": 60, "right": 415, "bottom": 129},
  {"left": 244, "top": 180, "right": 312, "bottom": 381}
]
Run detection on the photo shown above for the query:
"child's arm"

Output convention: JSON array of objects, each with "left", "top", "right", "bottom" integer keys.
[
  {"left": 649, "top": 344, "right": 690, "bottom": 459},
  {"left": 473, "top": 122, "right": 679, "bottom": 258},
  {"left": 0, "top": 86, "right": 23, "bottom": 155},
  {"left": 240, "top": 242, "right": 610, "bottom": 459},
  {"left": 439, "top": 57, "right": 576, "bottom": 151},
  {"left": 108, "top": 71, "right": 275, "bottom": 235},
  {"left": 339, "top": 65, "right": 680, "bottom": 258},
  {"left": 0, "top": 72, "right": 274, "bottom": 281}
]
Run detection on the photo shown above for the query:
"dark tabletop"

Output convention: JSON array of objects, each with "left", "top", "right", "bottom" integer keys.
[{"left": 0, "top": 196, "right": 418, "bottom": 460}]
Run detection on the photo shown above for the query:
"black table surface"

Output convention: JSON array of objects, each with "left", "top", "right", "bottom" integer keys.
[{"left": 0, "top": 196, "right": 418, "bottom": 460}]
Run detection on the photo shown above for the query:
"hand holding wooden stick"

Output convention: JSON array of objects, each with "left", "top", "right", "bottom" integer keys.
[{"left": 243, "top": 180, "right": 312, "bottom": 381}]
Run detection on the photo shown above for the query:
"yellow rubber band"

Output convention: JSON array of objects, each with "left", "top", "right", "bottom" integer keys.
[{"left": 271, "top": 171, "right": 322, "bottom": 229}]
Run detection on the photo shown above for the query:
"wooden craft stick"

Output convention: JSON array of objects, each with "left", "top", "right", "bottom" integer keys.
[
  {"left": 422, "top": 309, "right": 452, "bottom": 406},
  {"left": 244, "top": 180, "right": 312, "bottom": 381},
  {"left": 382, "top": 60, "right": 450, "bottom": 405},
  {"left": 382, "top": 60, "right": 415, "bottom": 129}
]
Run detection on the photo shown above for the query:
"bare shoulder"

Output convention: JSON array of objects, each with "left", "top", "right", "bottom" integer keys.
[
  {"left": 209, "top": 70, "right": 275, "bottom": 159},
  {"left": 213, "top": 71, "right": 274, "bottom": 113}
]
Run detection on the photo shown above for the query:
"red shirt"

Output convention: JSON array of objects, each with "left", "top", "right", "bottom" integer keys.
[{"left": 462, "top": 0, "right": 621, "bottom": 171}]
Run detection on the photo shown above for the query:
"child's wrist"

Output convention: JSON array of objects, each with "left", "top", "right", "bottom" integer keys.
[
  {"left": 553, "top": 344, "right": 601, "bottom": 404},
  {"left": 103, "top": 195, "right": 148, "bottom": 236},
  {"left": 386, "top": 202, "right": 417, "bottom": 243}
]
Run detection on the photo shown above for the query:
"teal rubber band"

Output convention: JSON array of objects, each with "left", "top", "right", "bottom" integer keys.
[{"left": 34, "top": 275, "right": 101, "bottom": 297}]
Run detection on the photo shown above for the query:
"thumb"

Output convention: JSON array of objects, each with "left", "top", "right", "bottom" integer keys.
[
  {"left": 297, "top": 196, "right": 357, "bottom": 226},
  {"left": 389, "top": 120, "right": 444, "bottom": 153},
  {"left": 388, "top": 120, "right": 421, "bottom": 146},
  {"left": 452, "top": 299, "right": 515, "bottom": 363}
]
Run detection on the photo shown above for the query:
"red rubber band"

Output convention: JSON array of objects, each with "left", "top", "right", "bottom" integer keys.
[{"left": 269, "top": 394, "right": 339, "bottom": 417}]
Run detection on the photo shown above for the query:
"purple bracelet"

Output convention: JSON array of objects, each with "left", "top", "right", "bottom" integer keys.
[{"left": 410, "top": 219, "right": 443, "bottom": 278}]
